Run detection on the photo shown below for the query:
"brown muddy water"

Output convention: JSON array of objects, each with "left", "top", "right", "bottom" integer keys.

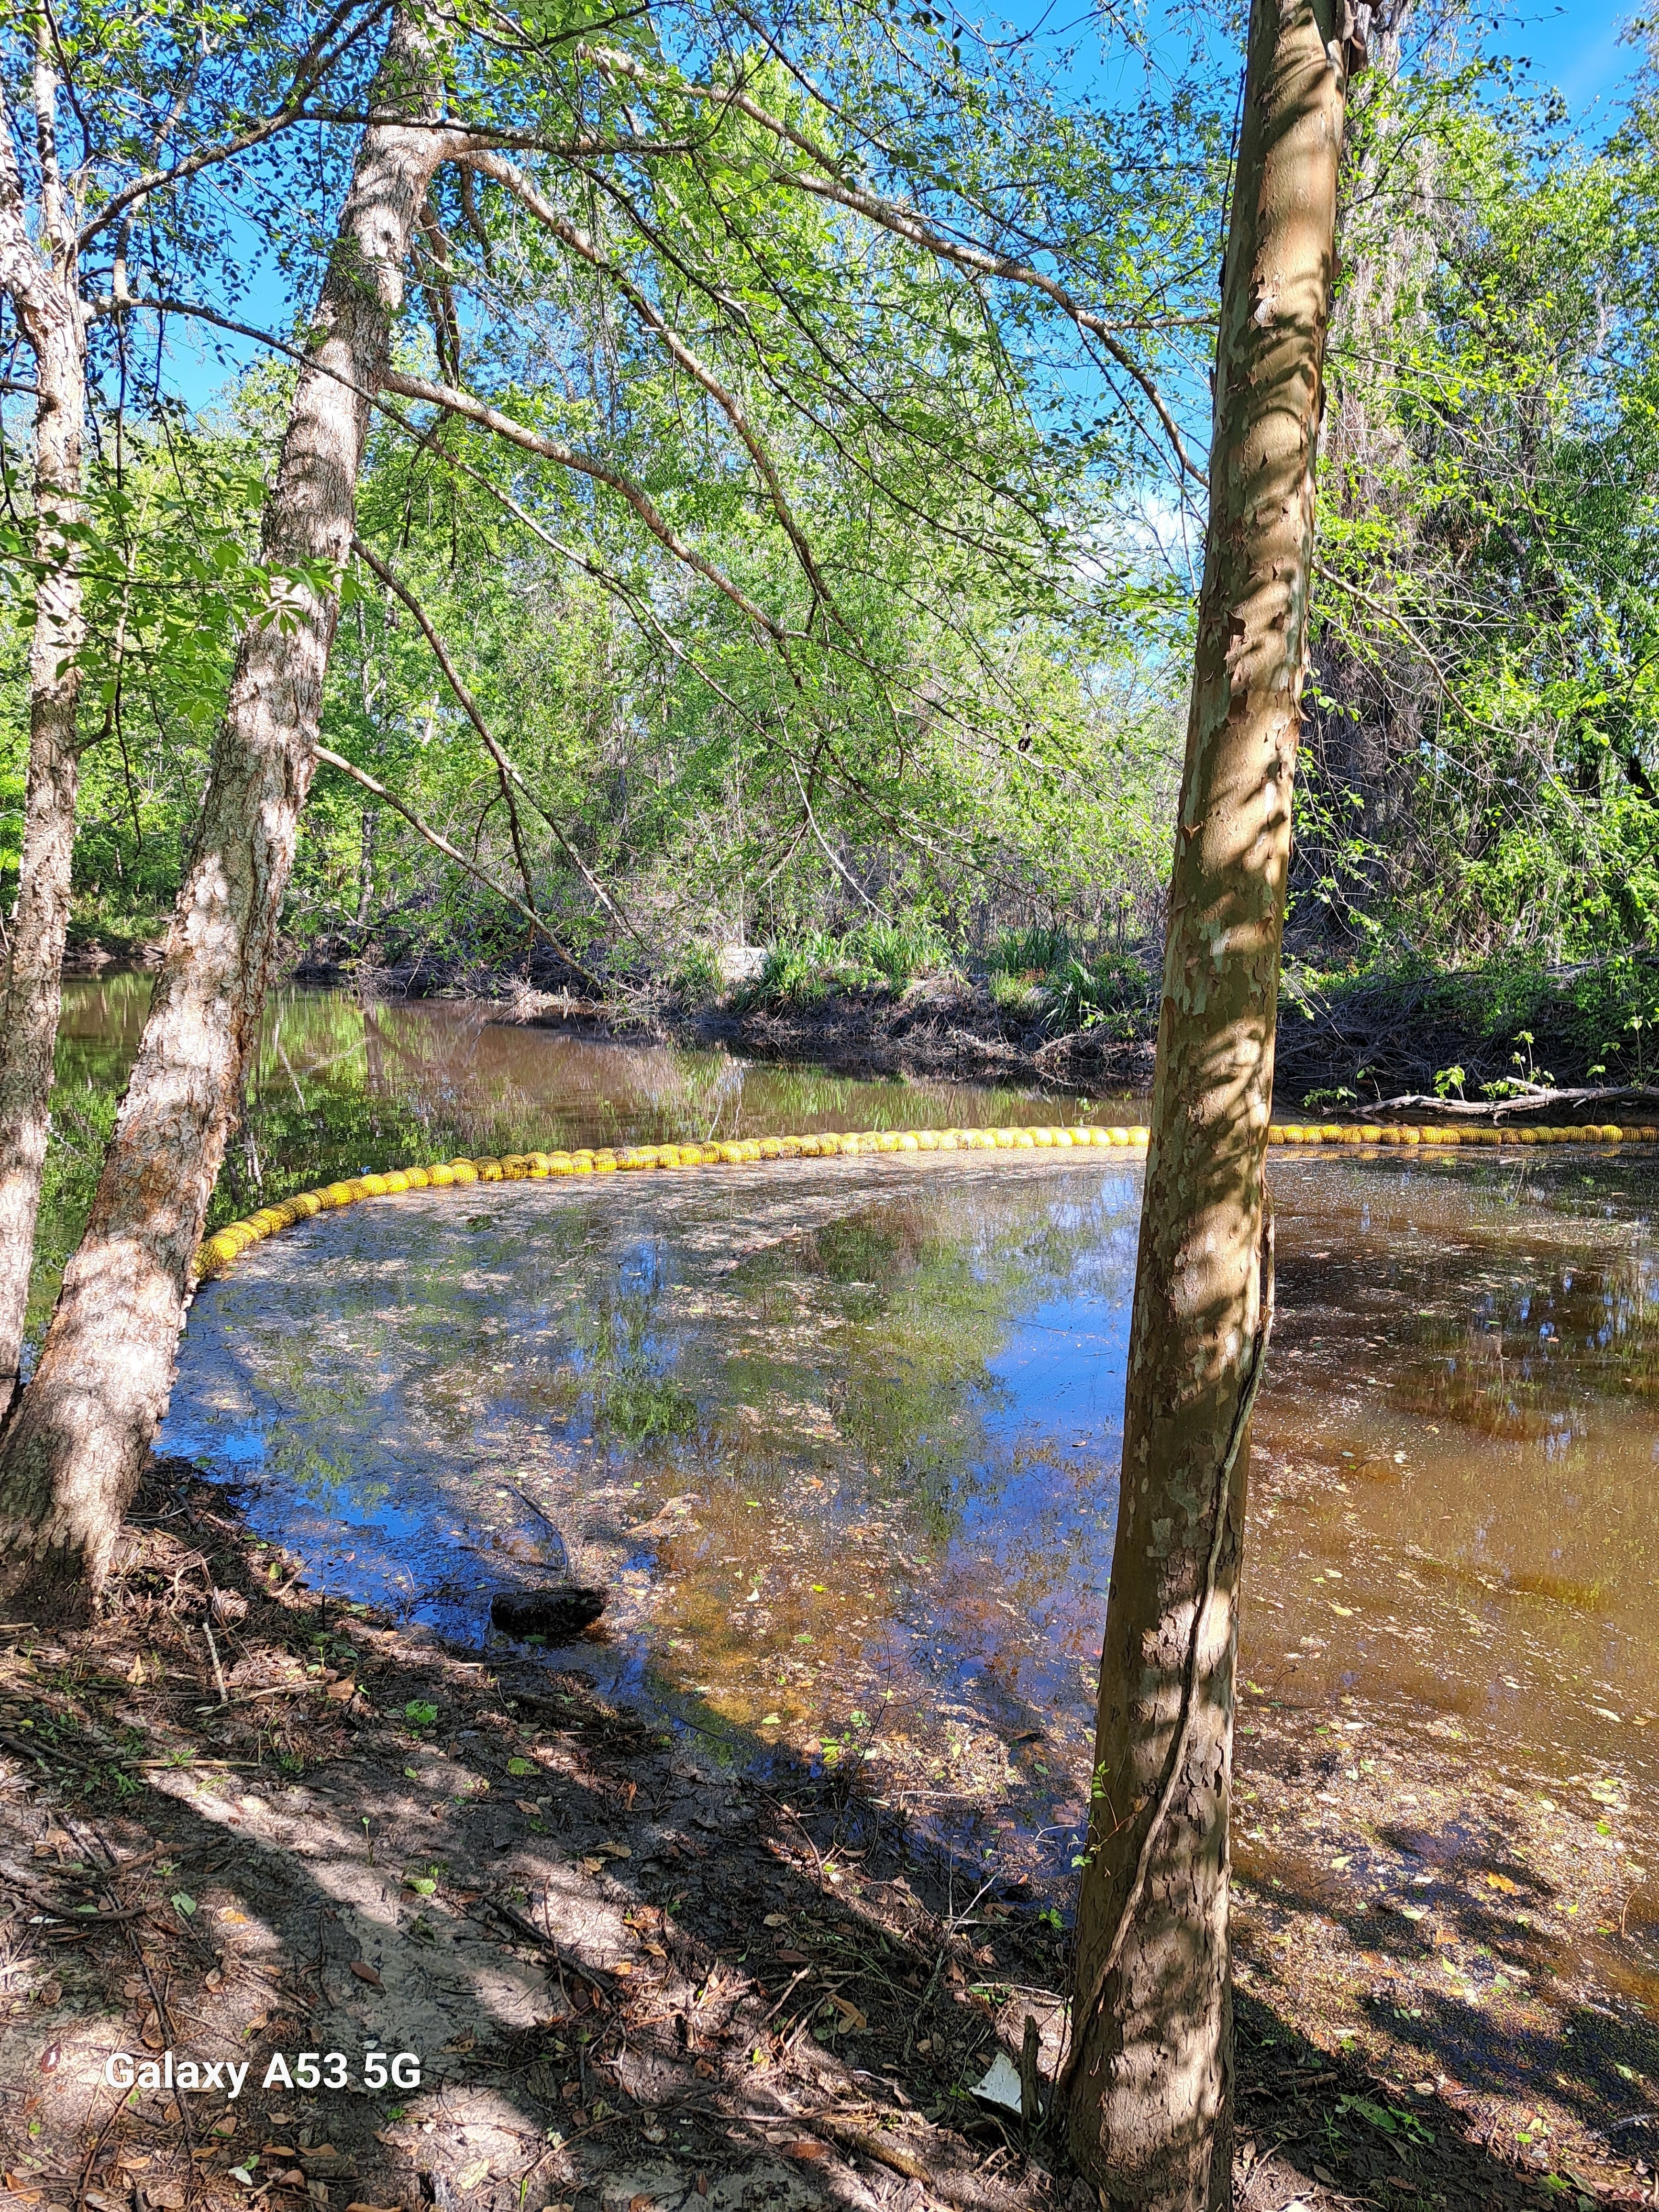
[{"left": 76, "top": 979, "right": 1648, "bottom": 1913}]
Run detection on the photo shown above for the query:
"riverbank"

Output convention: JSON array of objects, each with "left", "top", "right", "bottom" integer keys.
[
  {"left": 279, "top": 940, "right": 1659, "bottom": 1109},
  {"left": 0, "top": 1462, "right": 1652, "bottom": 2212}
]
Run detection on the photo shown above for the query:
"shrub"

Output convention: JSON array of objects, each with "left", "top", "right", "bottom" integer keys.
[{"left": 1044, "top": 951, "right": 1156, "bottom": 1039}]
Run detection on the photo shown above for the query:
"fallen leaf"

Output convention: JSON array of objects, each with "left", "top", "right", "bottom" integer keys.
[
  {"left": 37, "top": 2044, "right": 59, "bottom": 2073},
  {"left": 515, "top": 1799, "right": 541, "bottom": 1816},
  {"left": 170, "top": 1892, "right": 196, "bottom": 1916},
  {"left": 597, "top": 1841, "right": 631, "bottom": 1858},
  {"left": 218, "top": 1907, "right": 247, "bottom": 1924},
  {"left": 830, "top": 1995, "right": 868, "bottom": 2030},
  {"left": 456, "top": 2160, "right": 491, "bottom": 2190},
  {"left": 763, "top": 1913, "right": 786, "bottom": 1927},
  {"left": 349, "top": 1960, "right": 383, "bottom": 1986},
  {"left": 696, "top": 2177, "right": 709, "bottom": 2199},
  {"left": 1314, "top": 2167, "right": 1338, "bottom": 2187},
  {"left": 580, "top": 1857, "right": 605, "bottom": 1876},
  {"left": 327, "top": 1678, "right": 357, "bottom": 1702},
  {"left": 346, "top": 2203, "right": 406, "bottom": 2212},
  {"left": 784, "top": 2141, "right": 829, "bottom": 2161},
  {"left": 629, "top": 2195, "right": 655, "bottom": 2212},
  {"left": 1484, "top": 1872, "right": 1521, "bottom": 1895},
  {"left": 774, "top": 1948, "right": 809, "bottom": 1965}
]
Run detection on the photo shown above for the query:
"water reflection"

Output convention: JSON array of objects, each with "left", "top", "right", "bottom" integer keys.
[
  {"left": 62, "top": 981, "right": 1659, "bottom": 1876},
  {"left": 166, "top": 1155, "right": 1140, "bottom": 1876},
  {"left": 161, "top": 1131, "right": 1659, "bottom": 1885}
]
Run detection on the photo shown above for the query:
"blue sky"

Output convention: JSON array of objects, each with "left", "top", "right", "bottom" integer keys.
[
  {"left": 1518, "top": 2, "right": 1637, "bottom": 120},
  {"left": 164, "top": 2, "right": 1648, "bottom": 414}
]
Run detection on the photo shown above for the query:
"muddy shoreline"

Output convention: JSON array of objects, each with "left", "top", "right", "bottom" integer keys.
[{"left": 0, "top": 1464, "right": 1652, "bottom": 2212}]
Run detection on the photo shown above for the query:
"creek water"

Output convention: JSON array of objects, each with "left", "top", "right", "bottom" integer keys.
[{"left": 56, "top": 980, "right": 1659, "bottom": 1885}]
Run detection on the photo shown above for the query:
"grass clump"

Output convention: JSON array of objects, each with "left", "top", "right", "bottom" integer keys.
[{"left": 750, "top": 913, "right": 952, "bottom": 1006}]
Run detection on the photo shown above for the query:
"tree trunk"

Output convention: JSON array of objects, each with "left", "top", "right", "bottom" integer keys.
[
  {"left": 1062, "top": 5, "right": 1356, "bottom": 2207},
  {"left": 0, "top": 59, "right": 88, "bottom": 1400},
  {"left": 0, "top": 7, "right": 447, "bottom": 1594}
]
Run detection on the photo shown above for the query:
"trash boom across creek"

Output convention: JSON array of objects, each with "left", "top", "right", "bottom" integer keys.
[{"left": 192, "top": 1116, "right": 1659, "bottom": 1279}]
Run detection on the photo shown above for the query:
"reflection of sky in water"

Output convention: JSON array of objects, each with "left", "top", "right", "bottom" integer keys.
[{"left": 164, "top": 1142, "right": 1659, "bottom": 1878}]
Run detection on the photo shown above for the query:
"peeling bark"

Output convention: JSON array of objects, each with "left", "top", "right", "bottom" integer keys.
[
  {"left": 0, "top": 40, "right": 88, "bottom": 1399},
  {"left": 1063, "top": 5, "right": 1354, "bottom": 2208},
  {"left": 0, "top": 8, "right": 450, "bottom": 1593}
]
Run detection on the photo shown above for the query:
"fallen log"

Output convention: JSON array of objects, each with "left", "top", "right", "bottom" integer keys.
[{"left": 1364, "top": 1084, "right": 1659, "bottom": 1124}]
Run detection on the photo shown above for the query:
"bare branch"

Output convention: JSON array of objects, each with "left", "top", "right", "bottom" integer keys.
[
  {"left": 349, "top": 534, "right": 648, "bottom": 945},
  {"left": 313, "top": 744, "right": 602, "bottom": 988}
]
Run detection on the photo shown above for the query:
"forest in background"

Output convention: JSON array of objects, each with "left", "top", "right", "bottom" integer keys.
[{"left": 8, "top": 0, "right": 1659, "bottom": 1091}]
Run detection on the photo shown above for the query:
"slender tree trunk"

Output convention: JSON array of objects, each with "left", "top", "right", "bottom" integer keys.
[
  {"left": 0, "top": 6, "right": 448, "bottom": 1593},
  {"left": 1062, "top": 5, "right": 1356, "bottom": 2207},
  {"left": 0, "top": 42, "right": 88, "bottom": 1401}
]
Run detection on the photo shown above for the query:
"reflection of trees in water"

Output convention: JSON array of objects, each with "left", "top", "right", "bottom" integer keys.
[{"left": 702, "top": 1178, "right": 1136, "bottom": 1555}]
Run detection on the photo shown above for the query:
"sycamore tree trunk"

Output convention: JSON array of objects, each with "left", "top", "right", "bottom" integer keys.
[
  {"left": 0, "top": 53, "right": 88, "bottom": 1402},
  {"left": 1062, "top": 4, "right": 1358, "bottom": 2207},
  {"left": 0, "top": 6, "right": 447, "bottom": 1594}
]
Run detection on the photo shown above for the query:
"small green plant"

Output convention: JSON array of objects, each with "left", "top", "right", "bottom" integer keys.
[
  {"left": 988, "top": 921, "right": 1071, "bottom": 977},
  {"left": 671, "top": 944, "right": 721, "bottom": 1003},
  {"left": 989, "top": 969, "right": 1048, "bottom": 1020},
  {"left": 1433, "top": 1064, "right": 1466, "bottom": 1100},
  {"left": 1045, "top": 951, "right": 1154, "bottom": 1039},
  {"left": 1510, "top": 1030, "right": 1553, "bottom": 1086},
  {"left": 404, "top": 1699, "right": 439, "bottom": 1727},
  {"left": 1303, "top": 1084, "right": 1357, "bottom": 1112}
]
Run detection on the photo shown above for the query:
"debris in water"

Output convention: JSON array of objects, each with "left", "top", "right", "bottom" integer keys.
[{"left": 490, "top": 1584, "right": 607, "bottom": 1640}]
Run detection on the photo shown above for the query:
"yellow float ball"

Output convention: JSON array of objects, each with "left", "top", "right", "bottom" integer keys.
[
  {"left": 1359, "top": 1125, "right": 1383, "bottom": 1143},
  {"left": 447, "top": 1160, "right": 478, "bottom": 1184}
]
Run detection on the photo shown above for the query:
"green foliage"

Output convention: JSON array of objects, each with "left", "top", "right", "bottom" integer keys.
[
  {"left": 988, "top": 924, "right": 1073, "bottom": 978},
  {"left": 747, "top": 912, "right": 952, "bottom": 1007},
  {"left": 1044, "top": 952, "right": 1156, "bottom": 1039}
]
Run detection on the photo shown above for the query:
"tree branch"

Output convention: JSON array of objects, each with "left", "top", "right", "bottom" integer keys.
[
  {"left": 576, "top": 40, "right": 1205, "bottom": 486},
  {"left": 312, "top": 745, "right": 601, "bottom": 988},
  {"left": 381, "top": 365, "right": 787, "bottom": 638},
  {"left": 463, "top": 147, "right": 846, "bottom": 628},
  {"left": 349, "top": 534, "right": 648, "bottom": 945}
]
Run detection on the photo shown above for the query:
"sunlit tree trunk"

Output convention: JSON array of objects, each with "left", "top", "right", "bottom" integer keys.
[
  {"left": 0, "top": 7, "right": 447, "bottom": 1593},
  {"left": 0, "top": 28, "right": 88, "bottom": 1402},
  {"left": 1062, "top": 5, "right": 1357, "bottom": 2207}
]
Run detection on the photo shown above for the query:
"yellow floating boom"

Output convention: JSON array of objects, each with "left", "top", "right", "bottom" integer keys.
[{"left": 191, "top": 1118, "right": 1659, "bottom": 1279}]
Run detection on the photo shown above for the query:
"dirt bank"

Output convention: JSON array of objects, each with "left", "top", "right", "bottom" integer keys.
[{"left": 0, "top": 1465, "right": 1653, "bottom": 2212}]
